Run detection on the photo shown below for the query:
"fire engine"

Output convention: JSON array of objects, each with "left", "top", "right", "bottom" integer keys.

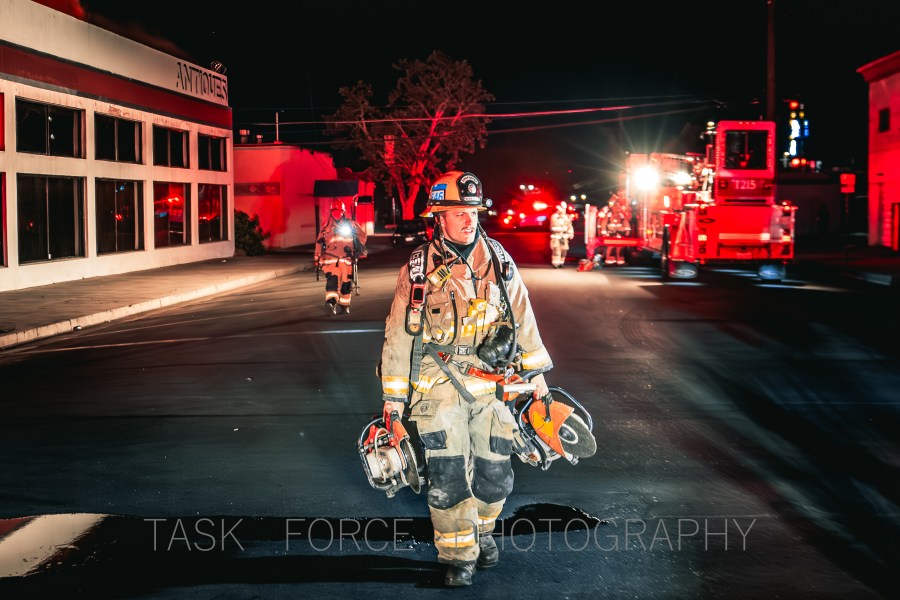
[{"left": 585, "top": 120, "right": 797, "bottom": 281}]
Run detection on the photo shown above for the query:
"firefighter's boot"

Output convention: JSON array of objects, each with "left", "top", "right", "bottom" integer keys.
[
  {"left": 445, "top": 563, "right": 476, "bottom": 587},
  {"left": 477, "top": 535, "right": 499, "bottom": 569}
]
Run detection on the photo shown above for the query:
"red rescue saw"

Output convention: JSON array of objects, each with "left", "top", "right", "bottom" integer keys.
[
  {"left": 358, "top": 411, "right": 423, "bottom": 498},
  {"left": 498, "top": 375, "right": 597, "bottom": 470}
]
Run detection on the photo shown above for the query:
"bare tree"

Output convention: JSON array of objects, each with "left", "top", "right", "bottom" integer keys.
[{"left": 326, "top": 51, "right": 493, "bottom": 220}]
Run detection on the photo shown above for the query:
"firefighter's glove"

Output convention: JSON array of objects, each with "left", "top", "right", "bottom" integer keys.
[
  {"left": 529, "top": 372, "right": 550, "bottom": 399},
  {"left": 383, "top": 400, "right": 406, "bottom": 426}
]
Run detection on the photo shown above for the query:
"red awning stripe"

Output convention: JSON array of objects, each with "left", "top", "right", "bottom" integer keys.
[{"left": 0, "top": 40, "right": 231, "bottom": 129}]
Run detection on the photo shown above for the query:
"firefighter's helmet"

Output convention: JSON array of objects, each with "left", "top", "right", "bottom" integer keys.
[
  {"left": 420, "top": 171, "right": 486, "bottom": 218},
  {"left": 557, "top": 201, "right": 568, "bottom": 212},
  {"left": 330, "top": 199, "right": 346, "bottom": 213}
]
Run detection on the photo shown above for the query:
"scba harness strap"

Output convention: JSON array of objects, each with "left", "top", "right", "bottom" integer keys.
[
  {"left": 405, "top": 246, "right": 427, "bottom": 336},
  {"left": 404, "top": 237, "right": 512, "bottom": 335},
  {"left": 487, "top": 238, "right": 514, "bottom": 282},
  {"left": 404, "top": 236, "right": 515, "bottom": 398}
]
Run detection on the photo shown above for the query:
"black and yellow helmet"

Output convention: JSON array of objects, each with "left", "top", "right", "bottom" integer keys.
[{"left": 421, "top": 171, "right": 486, "bottom": 217}]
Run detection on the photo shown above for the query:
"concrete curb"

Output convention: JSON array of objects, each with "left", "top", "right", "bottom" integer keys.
[{"left": 856, "top": 272, "right": 897, "bottom": 287}]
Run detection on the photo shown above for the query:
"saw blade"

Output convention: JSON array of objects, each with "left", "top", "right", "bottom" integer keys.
[
  {"left": 399, "top": 437, "right": 421, "bottom": 494},
  {"left": 558, "top": 412, "right": 596, "bottom": 459}
]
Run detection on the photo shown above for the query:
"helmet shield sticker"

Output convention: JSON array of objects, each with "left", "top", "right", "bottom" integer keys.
[{"left": 457, "top": 173, "right": 482, "bottom": 203}]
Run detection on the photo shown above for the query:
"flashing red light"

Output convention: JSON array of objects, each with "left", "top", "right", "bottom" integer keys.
[
  {"left": 840, "top": 173, "right": 856, "bottom": 193},
  {"left": 788, "top": 100, "right": 799, "bottom": 110},
  {"left": 790, "top": 158, "right": 801, "bottom": 167}
]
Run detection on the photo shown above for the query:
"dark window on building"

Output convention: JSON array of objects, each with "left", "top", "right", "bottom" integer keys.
[
  {"left": 152, "top": 125, "right": 188, "bottom": 168},
  {"left": 17, "top": 174, "right": 85, "bottom": 263},
  {"left": 153, "top": 181, "right": 190, "bottom": 247},
  {"left": 0, "top": 92, "right": 5, "bottom": 151},
  {"left": 198, "top": 134, "right": 226, "bottom": 171},
  {"left": 878, "top": 108, "right": 890, "bottom": 133},
  {"left": 198, "top": 184, "right": 227, "bottom": 243},
  {"left": 95, "top": 115, "right": 141, "bottom": 163},
  {"left": 96, "top": 179, "right": 144, "bottom": 254},
  {"left": 16, "top": 99, "right": 84, "bottom": 158}
]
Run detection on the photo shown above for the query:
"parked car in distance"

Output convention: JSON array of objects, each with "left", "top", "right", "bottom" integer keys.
[{"left": 392, "top": 219, "right": 433, "bottom": 246}]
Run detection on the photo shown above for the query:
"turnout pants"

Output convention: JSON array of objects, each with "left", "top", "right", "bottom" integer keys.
[
  {"left": 550, "top": 236, "right": 569, "bottom": 267},
  {"left": 322, "top": 257, "right": 354, "bottom": 307},
  {"left": 409, "top": 380, "right": 516, "bottom": 565}
]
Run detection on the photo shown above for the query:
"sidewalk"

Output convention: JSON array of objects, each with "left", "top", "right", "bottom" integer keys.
[
  {"left": 1, "top": 234, "right": 897, "bottom": 351},
  {"left": 0, "top": 253, "right": 311, "bottom": 350},
  {"left": 792, "top": 234, "right": 900, "bottom": 288}
]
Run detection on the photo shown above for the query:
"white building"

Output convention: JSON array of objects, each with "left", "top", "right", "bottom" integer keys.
[
  {"left": 858, "top": 49, "right": 900, "bottom": 249},
  {"left": 0, "top": 0, "right": 233, "bottom": 291},
  {"left": 234, "top": 141, "right": 375, "bottom": 249}
]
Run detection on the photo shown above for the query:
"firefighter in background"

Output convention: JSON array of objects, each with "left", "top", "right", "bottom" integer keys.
[
  {"left": 549, "top": 201, "right": 575, "bottom": 268},
  {"left": 380, "top": 170, "right": 553, "bottom": 587},
  {"left": 314, "top": 199, "right": 367, "bottom": 314},
  {"left": 597, "top": 193, "right": 632, "bottom": 265}
]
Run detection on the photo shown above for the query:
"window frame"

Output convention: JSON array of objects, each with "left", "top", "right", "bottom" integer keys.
[
  {"left": 877, "top": 107, "right": 890, "bottom": 133},
  {"left": 152, "top": 125, "right": 189, "bottom": 168},
  {"left": 17, "top": 174, "right": 86, "bottom": 263},
  {"left": 198, "top": 183, "right": 228, "bottom": 243},
  {"left": 95, "top": 178, "right": 145, "bottom": 254},
  {"left": 198, "top": 133, "right": 227, "bottom": 172},
  {"left": 153, "top": 181, "right": 191, "bottom": 248},
  {"left": 95, "top": 114, "right": 142, "bottom": 164},
  {"left": 15, "top": 98, "right": 85, "bottom": 158}
]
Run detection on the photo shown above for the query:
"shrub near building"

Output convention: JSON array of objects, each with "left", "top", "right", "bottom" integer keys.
[{"left": 234, "top": 211, "right": 271, "bottom": 256}]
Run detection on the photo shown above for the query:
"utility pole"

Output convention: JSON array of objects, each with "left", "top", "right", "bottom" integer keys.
[{"left": 766, "top": 0, "right": 776, "bottom": 121}]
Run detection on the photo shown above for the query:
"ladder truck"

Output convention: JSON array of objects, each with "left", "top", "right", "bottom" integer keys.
[{"left": 585, "top": 120, "right": 797, "bottom": 281}]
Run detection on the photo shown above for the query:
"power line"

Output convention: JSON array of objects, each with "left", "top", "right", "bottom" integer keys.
[
  {"left": 238, "top": 98, "right": 713, "bottom": 128},
  {"left": 247, "top": 105, "right": 716, "bottom": 147}
]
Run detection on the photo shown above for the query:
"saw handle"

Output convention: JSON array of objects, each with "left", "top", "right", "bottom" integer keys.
[
  {"left": 387, "top": 410, "right": 408, "bottom": 447},
  {"left": 540, "top": 392, "right": 554, "bottom": 421}
]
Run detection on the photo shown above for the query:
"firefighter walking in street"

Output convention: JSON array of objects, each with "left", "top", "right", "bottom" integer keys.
[
  {"left": 379, "top": 170, "right": 554, "bottom": 587},
  {"left": 315, "top": 199, "right": 367, "bottom": 314},
  {"left": 597, "top": 193, "right": 632, "bottom": 265},
  {"left": 549, "top": 201, "right": 574, "bottom": 268}
]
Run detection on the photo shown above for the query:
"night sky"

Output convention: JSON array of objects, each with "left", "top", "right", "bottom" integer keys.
[{"left": 75, "top": 0, "right": 899, "bottom": 201}]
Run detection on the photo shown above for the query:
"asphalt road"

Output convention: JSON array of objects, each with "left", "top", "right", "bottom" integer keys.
[{"left": 0, "top": 233, "right": 895, "bottom": 599}]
